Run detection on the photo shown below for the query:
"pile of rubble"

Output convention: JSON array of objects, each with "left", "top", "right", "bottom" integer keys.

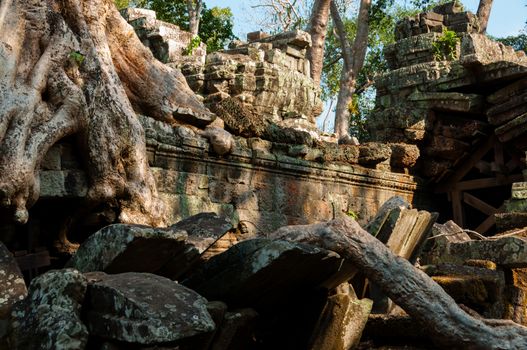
[
  {"left": 0, "top": 212, "right": 363, "bottom": 349},
  {"left": 4, "top": 195, "right": 527, "bottom": 349}
]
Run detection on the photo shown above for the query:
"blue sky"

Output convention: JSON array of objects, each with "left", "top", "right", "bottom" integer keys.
[{"left": 205, "top": 0, "right": 526, "bottom": 39}]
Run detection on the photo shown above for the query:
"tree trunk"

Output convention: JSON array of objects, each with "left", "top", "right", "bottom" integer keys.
[
  {"left": 307, "top": 0, "right": 331, "bottom": 86},
  {"left": 334, "top": 69, "right": 355, "bottom": 140},
  {"left": 0, "top": 0, "right": 213, "bottom": 227},
  {"left": 187, "top": 0, "right": 203, "bottom": 37},
  {"left": 477, "top": 0, "right": 493, "bottom": 34},
  {"left": 269, "top": 217, "right": 527, "bottom": 349},
  {"left": 331, "top": 0, "right": 371, "bottom": 142}
]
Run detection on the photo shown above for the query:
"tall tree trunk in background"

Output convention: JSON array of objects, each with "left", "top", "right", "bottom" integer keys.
[
  {"left": 187, "top": 0, "right": 203, "bottom": 37},
  {"left": 331, "top": 0, "right": 371, "bottom": 143},
  {"left": 0, "top": 0, "right": 212, "bottom": 229},
  {"left": 307, "top": 0, "right": 332, "bottom": 86},
  {"left": 476, "top": 0, "right": 493, "bottom": 34}
]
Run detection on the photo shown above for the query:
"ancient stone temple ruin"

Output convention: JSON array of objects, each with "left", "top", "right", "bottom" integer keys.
[
  {"left": 369, "top": 1, "right": 527, "bottom": 234},
  {"left": 4, "top": 1, "right": 527, "bottom": 349}
]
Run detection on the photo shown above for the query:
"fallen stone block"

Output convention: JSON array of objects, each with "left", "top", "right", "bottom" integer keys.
[
  {"left": 368, "top": 198, "right": 437, "bottom": 262},
  {"left": 8, "top": 269, "right": 88, "bottom": 350},
  {"left": 169, "top": 212, "right": 233, "bottom": 253},
  {"left": 435, "top": 236, "right": 527, "bottom": 268},
  {"left": 422, "top": 220, "right": 471, "bottom": 265},
  {"left": 365, "top": 197, "right": 437, "bottom": 313},
  {"left": 423, "top": 264, "right": 505, "bottom": 318},
  {"left": 309, "top": 283, "right": 372, "bottom": 350},
  {"left": 67, "top": 224, "right": 193, "bottom": 276},
  {"left": 503, "top": 268, "right": 527, "bottom": 325},
  {"left": 0, "top": 242, "right": 26, "bottom": 348},
  {"left": 183, "top": 238, "right": 355, "bottom": 309},
  {"left": 84, "top": 272, "right": 215, "bottom": 344},
  {"left": 179, "top": 301, "right": 228, "bottom": 350},
  {"left": 365, "top": 196, "right": 412, "bottom": 237}
]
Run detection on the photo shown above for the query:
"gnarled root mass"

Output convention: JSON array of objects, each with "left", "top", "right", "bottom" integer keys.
[
  {"left": 269, "top": 217, "right": 527, "bottom": 350},
  {"left": 0, "top": 0, "right": 213, "bottom": 226}
]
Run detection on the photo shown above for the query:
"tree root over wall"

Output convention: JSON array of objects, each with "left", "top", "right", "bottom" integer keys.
[
  {"left": 270, "top": 217, "right": 527, "bottom": 349},
  {"left": 0, "top": 0, "right": 213, "bottom": 227}
]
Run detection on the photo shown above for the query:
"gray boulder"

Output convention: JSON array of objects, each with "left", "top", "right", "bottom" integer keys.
[
  {"left": 9, "top": 269, "right": 88, "bottom": 350},
  {"left": 84, "top": 272, "right": 215, "bottom": 344},
  {"left": 67, "top": 224, "right": 194, "bottom": 276}
]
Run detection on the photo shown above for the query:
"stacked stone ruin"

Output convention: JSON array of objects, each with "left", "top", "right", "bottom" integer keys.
[
  {"left": 186, "top": 30, "right": 324, "bottom": 137},
  {"left": 23, "top": 8, "right": 429, "bottom": 241},
  {"left": 369, "top": 2, "right": 527, "bottom": 180},
  {"left": 122, "top": 8, "right": 207, "bottom": 68},
  {"left": 361, "top": 1, "right": 527, "bottom": 337},
  {"left": 121, "top": 7, "right": 324, "bottom": 139}
]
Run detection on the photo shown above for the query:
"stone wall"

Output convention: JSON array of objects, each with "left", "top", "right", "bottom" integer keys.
[{"left": 39, "top": 116, "right": 427, "bottom": 236}]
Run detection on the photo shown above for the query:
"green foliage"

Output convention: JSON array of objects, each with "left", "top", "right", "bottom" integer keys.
[
  {"left": 344, "top": 209, "right": 358, "bottom": 221},
  {"left": 321, "top": 2, "right": 420, "bottom": 138},
  {"left": 200, "top": 6, "right": 237, "bottom": 52},
  {"left": 114, "top": 0, "right": 130, "bottom": 9},
  {"left": 114, "top": 0, "right": 147, "bottom": 10},
  {"left": 494, "top": 33, "right": 527, "bottom": 52},
  {"left": 184, "top": 35, "right": 202, "bottom": 55},
  {"left": 69, "top": 51, "right": 85, "bottom": 65},
  {"left": 409, "top": 0, "right": 458, "bottom": 10},
  {"left": 432, "top": 28, "right": 460, "bottom": 61}
]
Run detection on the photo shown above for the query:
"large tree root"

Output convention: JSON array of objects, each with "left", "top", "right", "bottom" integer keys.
[
  {"left": 0, "top": 0, "right": 213, "bottom": 226},
  {"left": 269, "top": 217, "right": 527, "bottom": 349}
]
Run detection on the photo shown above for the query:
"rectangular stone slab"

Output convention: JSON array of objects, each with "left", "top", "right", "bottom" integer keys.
[{"left": 449, "top": 237, "right": 527, "bottom": 268}]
